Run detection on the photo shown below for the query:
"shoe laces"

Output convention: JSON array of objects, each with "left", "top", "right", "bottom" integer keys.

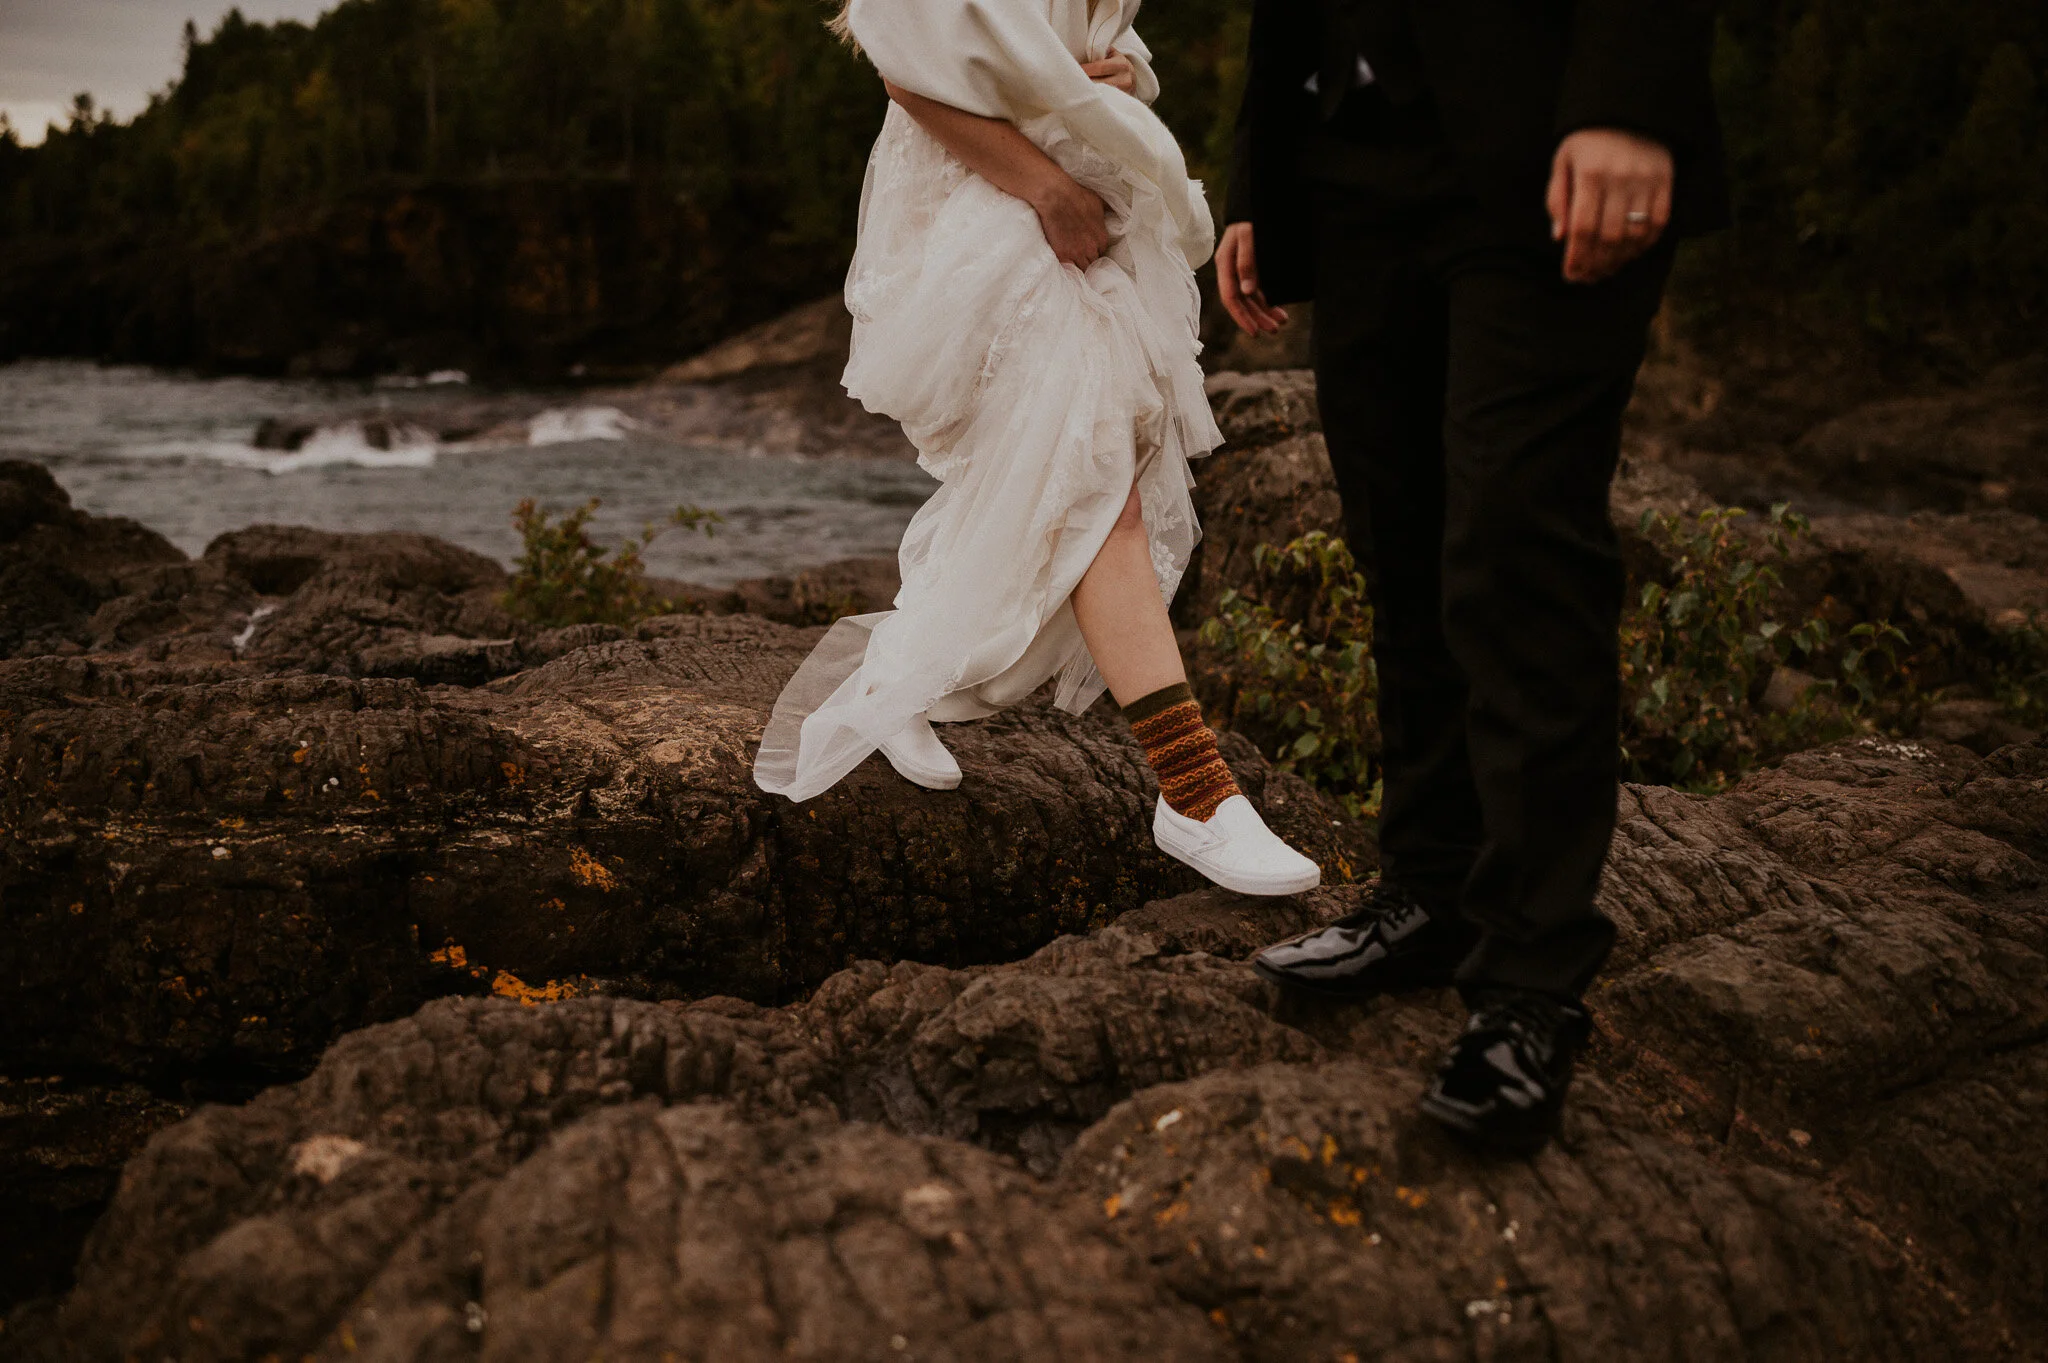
[{"left": 1468, "top": 993, "right": 1588, "bottom": 1064}]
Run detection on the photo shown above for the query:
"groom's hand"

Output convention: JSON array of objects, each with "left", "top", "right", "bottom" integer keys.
[
  {"left": 1547, "top": 129, "right": 1674, "bottom": 284},
  {"left": 1217, "top": 222, "right": 1289, "bottom": 335}
]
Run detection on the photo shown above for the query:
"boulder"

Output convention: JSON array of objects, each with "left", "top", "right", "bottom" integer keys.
[
  {"left": 14, "top": 733, "right": 2044, "bottom": 1358},
  {"left": 0, "top": 461, "right": 185, "bottom": 658}
]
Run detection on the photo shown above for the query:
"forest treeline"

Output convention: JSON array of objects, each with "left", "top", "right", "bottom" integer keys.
[{"left": 0, "top": 0, "right": 2041, "bottom": 374}]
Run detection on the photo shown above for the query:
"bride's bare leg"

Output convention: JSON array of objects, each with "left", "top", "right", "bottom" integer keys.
[
  {"left": 1072, "top": 487, "right": 1186, "bottom": 705},
  {"left": 1074, "top": 487, "right": 1239, "bottom": 821}
]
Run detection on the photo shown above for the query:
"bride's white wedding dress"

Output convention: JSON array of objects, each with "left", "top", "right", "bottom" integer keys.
[{"left": 752, "top": 0, "right": 1223, "bottom": 802}]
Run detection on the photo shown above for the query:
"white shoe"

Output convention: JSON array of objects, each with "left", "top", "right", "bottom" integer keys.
[
  {"left": 1153, "top": 794, "right": 1321, "bottom": 896},
  {"left": 879, "top": 713, "right": 961, "bottom": 790}
]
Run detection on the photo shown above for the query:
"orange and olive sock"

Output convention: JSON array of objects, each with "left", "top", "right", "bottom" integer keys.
[{"left": 1124, "top": 681, "right": 1241, "bottom": 822}]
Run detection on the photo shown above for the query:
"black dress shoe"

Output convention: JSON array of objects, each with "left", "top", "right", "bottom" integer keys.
[
  {"left": 1251, "top": 882, "right": 1476, "bottom": 999},
  {"left": 1420, "top": 991, "right": 1592, "bottom": 1157}
]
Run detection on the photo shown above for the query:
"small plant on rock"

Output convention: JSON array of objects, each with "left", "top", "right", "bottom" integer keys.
[
  {"left": 1988, "top": 616, "right": 2048, "bottom": 729},
  {"left": 1197, "top": 530, "right": 1382, "bottom": 815},
  {"left": 1197, "top": 507, "right": 1922, "bottom": 809},
  {"left": 1619, "top": 503, "right": 1913, "bottom": 790},
  {"left": 503, "top": 497, "right": 720, "bottom": 629}
]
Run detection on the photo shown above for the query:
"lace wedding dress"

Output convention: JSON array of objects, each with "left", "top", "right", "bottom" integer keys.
[{"left": 752, "top": 0, "right": 1222, "bottom": 802}]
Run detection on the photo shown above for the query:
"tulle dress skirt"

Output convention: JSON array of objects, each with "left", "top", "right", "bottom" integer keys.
[{"left": 752, "top": 105, "right": 1222, "bottom": 802}]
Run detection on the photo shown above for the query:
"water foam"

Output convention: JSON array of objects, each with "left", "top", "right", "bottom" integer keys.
[
  {"left": 255, "top": 422, "right": 438, "bottom": 474},
  {"left": 529, "top": 406, "right": 636, "bottom": 446}
]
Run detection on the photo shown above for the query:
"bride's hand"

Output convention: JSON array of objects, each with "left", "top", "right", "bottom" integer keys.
[
  {"left": 1026, "top": 167, "right": 1111, "bottom": 268},
  {"left": 1082, "top": 53, "right": 1137, "bottom": 95}
]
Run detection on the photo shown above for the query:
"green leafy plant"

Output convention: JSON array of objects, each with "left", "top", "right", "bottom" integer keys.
[
  {"left": 1988, "top": 615, "right": 2048, "bottom": 728},
  {"left": 1197, "top": 509, "right": 1923, "bottom": 810},
  {"left": 502, "top": 497, "right": 719, "bottom": 629},
  {"left": 1197, "top": 530, "right": 1382, "bottom": 815},
  {"left": 1619, "top": 503, "right": 1914, "bottom": 790}
]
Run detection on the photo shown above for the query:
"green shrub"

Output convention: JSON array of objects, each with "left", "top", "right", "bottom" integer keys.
[
  {"left": 1198, "top": 509, "right": 1922, "bottom": 808},
  {"left": 1619, "top": 503, "right": 1913, "bottom": 790},
  {"left": 1988, "top": 616, "right": 2048, "bottom": 728},
  {"left": 502, "top": 497, "right": 719, "bottom": 629},
  {"left": 1197, "top": 530, "right": 1382, "bottom": 815}
]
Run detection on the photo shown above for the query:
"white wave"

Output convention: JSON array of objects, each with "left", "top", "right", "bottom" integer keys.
[
  {"left": 232, "top": 602, "right": 279, "bottom": 652},
  {"left": 255, "top": 422, "right": 438, "bottom": 474},
  {"left": 376, "top": 369, "right": 470, "bottom": 390},
  {"left": 116, "top": 421, "right": 439, "bottom": 473},
  {"left": 529, "top": 406, "right": 636, "bottom": 446}
]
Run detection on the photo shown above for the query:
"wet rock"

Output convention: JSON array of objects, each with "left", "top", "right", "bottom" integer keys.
[
  {"left": 252, "top": 417, "right": 318, "bottom": 451},
  {"left": 17, "top": 734, "right": 2043, "bottom": 1357}
]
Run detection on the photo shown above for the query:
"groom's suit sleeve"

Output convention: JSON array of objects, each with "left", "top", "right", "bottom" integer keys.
[
  {"left": 1225, "top": 71, "right": 1255, "bottom": 225},
  {"left": 1553, "top": 0, "right": 1719, "bottom": 158}
]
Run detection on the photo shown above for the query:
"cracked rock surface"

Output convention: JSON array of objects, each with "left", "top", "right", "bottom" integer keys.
[
  {"left": 1, "top": 610, "right": 1343, "bottom": 1084},
  {"left": 14, "top": 734, "right": 2046, "bottom": 1359},
  {"left": 0, "top": 450, "right": 1351, "bottom": 1316}
]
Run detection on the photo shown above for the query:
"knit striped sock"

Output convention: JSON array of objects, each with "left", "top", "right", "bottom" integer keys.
[{"left": 1124, "top": 682, "right": 1241, "bottom": 822}]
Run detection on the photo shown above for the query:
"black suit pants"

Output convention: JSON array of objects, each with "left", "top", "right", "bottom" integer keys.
[{"left": 1308, "top": 175, "right": 1672, "bottom": 1002}]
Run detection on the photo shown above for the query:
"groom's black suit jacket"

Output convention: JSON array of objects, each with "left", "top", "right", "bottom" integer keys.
[{"left": 1225, "top": 0, "right": 1729, "bottom": 304}]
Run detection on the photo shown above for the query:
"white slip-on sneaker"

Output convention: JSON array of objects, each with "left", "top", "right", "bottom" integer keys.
[
  {"left": 1153, "top": 794, "right": 1321, "bottom": 896},
  {"left": 878, "top": 713, "right": 961, "bottom": 790}
]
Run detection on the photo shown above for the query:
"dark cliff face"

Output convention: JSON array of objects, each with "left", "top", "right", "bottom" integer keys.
[{"left": 0, "top": 177, "right": 847, "bottom": 381}]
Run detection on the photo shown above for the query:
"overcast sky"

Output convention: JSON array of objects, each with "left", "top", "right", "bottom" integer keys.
[{"left": 2, "top": 0, "right": 334, "bottom": 144}]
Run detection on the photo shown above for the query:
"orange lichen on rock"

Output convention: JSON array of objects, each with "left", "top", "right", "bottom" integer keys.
[
  {"left": 489, "top": 971, "right": 581, "bottom": 1006},
  {"left": 568, "top": 847, "right": 617, "bottom": 891},
  {"left": 429, "top": 944, "right": 489, "bottom": 979}
]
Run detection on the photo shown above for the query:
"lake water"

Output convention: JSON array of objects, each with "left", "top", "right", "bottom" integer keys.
[{"left": 0, "top": 361, "right": 936, "bottom": 586}]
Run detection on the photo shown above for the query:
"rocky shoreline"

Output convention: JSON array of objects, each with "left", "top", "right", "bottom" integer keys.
[{"left": 3, "top": 370, "right": 2046, "bottom": 1356}]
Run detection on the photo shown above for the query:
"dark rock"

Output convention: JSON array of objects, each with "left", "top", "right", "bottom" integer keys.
[
  {"left": 18, "top": 993, "right": 1231, "bottom": 1362},
  {"left": 0, "top": 1078, "right": 190, "bottom": 1314},
  {"left": 1921, "top": 696, "right": 2041, "bottom": 754},
  {"left": 1173, "top": 372, "right": 1340, "bottom": 628},
  {"left": 636, "top": 295, "right": 915, "bottom": 459},
  {"left": 1791, "top": 355, "right": 2048, "bottom": 518},
  {"left": 671, "top": 555, "right": 905, "bottom": 626},
  {"left": 16, "top": 734, "right": 2044, "bottom": 1357},
  {"left": 0, "top": 610, "right": 1346, "bottom": 1086},
  {"left": 0, "top": 461, "right": 186, "bottom": 658},
  {"left": 251, "top": 417, "right": 317, "bottom": 451}
]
